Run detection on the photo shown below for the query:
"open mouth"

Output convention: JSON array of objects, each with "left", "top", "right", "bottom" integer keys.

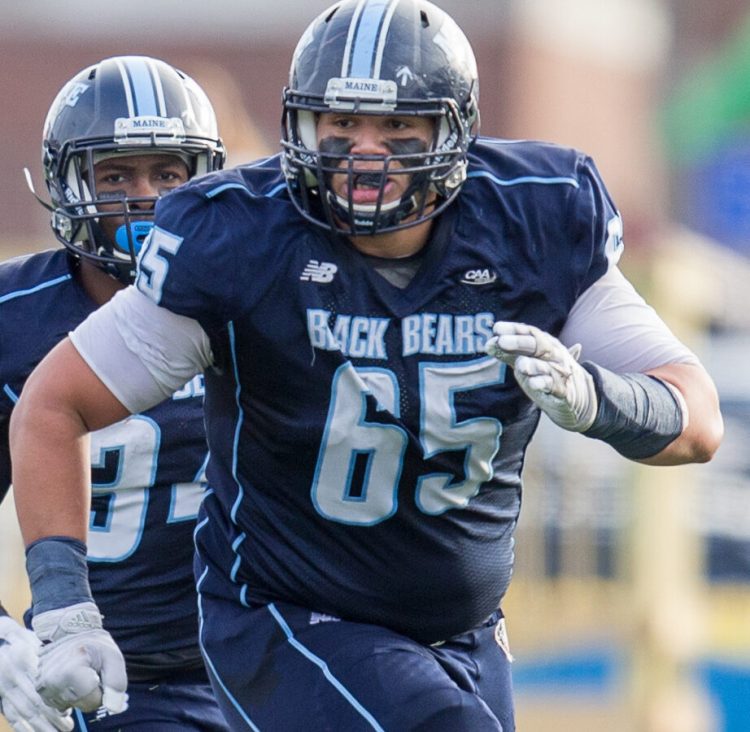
[
  {"left": 353, "top": 171, "right": 384, "bottom": 188},
  {"left": 345, "top": 171, "right": 393, "bottom": 204}
]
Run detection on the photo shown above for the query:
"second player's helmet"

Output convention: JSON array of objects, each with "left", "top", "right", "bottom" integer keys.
[
  {"left": 281, "top": 0, "right": 479, "bottom": 236},
  {"left": 40, "top": 56, "right": 226, "bottom": 283}
]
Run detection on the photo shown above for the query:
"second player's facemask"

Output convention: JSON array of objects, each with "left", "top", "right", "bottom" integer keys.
[
  {"left": 36, "top": 55, "right": 225, "bottom": 284},
  {"left": 49, "top": 147, "right": 198, "bottom": 284}
]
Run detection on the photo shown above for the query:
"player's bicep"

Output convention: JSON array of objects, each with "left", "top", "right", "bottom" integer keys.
[
  {"left": 9, "top": 339, "right": 126, "bottom": 544},
  {"left": 24, "top": 338, "right": 130, "bottom": 433}
]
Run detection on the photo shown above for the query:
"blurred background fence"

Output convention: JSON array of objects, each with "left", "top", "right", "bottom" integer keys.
[{"left": 2, "top": 1, "right": 749, "bottom": 730}]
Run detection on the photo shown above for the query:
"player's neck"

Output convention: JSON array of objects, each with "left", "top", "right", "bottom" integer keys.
[
  {"left": 348, "top": 218, "right": 432, "bottom": 259},
  {"left": 76, "top": 260, "right": 126, "bottom": 306}
]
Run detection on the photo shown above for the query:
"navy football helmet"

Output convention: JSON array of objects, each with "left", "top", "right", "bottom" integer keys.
[
  {"left": 39, "top": 56, "right": 225, "bottom": 283},
  {"left": 281, "top": 0, "right": 479, "bottom": 236}
]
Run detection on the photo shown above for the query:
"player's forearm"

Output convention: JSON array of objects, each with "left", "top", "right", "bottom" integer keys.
[
  {"left": 637, "top": 361, "right": 723, "bottom": 466},
  {"left": 9, "top": 338, "right": 130, "bottom": 545},
  {"left": 9, "top": 342, "right": 130, "bottom": 718},
  {"left": 486, "top": 321, "right": 723, "bottom": 467},
  {"left": 9, "top": 386, "right": 91, "bottom": 545}
]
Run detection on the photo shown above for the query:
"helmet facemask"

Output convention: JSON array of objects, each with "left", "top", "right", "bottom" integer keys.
[
  {"left": 283, "top": 98, "right": 472, "bottom": 236},
  {"left": 280, "top": 0, "right": 480, "bottom": 237},
  {"left": 48, "top": 140, "right": 216, "bottom": 284}
]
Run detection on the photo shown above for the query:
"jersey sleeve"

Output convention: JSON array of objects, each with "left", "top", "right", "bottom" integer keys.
[
  {"left": 568, "top": 154, "right": 624, "bottom": 299},
  {"left": 135, "top": 184, "right": 244, "bottom": 335}
]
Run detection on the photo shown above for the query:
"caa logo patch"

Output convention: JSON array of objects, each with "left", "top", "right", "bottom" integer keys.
[{"left": 460, "top": 268, "right": 497, "bottom": 286}]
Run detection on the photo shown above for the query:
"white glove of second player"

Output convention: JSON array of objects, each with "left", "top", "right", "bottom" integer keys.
[
  {"left": 31, "top": 603, "right": 128, "bottom": 716},
  {"left": 485, "top": 321, "right": 598, "bottom": 432},
  {"left": 0, "top": 614, "right": 73, "bottom": 732}
]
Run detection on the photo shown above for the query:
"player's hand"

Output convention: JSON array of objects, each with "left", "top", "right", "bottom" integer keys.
[
  {"left": 31, "top": 603, "right": 128, "bottom": 716},
  {"left": 0, "top": 615, "right": 73, "bottom": 732},
  {"left": 484, "top": 321, "right": 598, "bottom": 432}
]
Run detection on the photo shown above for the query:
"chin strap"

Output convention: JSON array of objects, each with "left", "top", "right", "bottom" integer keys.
[{"left": 23, "top": 168, "right": 56, "bottom": 212}]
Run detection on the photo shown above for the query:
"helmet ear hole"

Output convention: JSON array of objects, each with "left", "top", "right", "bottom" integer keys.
[
  {"left": 40, "top": 55, "right": 226, "bottom": 284},
  {"left": 281, "top": 0, "right": 479, "bottom": 235},
  {"left": 436, "top": 118, "right": 451, "bottom": 148},
  {"left": 297, "top": 111, "right": 318, "bottom": 153}
]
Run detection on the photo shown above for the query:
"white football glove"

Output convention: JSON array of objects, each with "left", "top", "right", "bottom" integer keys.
[
  {"left": 0, "top": 615, "right": 73, "bottom": 732},
  {"left": 31, "top": 603, "right": 128, "bottom": 716},
  {"left": 485, "top": 321, "right": 598, "bottom": 432}
]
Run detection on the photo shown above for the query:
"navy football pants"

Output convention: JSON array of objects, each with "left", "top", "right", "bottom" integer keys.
[
  {"left": 198, "top": 595, "right": 515, "bottom": 731},
  {"left": 71, "top": 669, "right": 230, "bottom": 731}
]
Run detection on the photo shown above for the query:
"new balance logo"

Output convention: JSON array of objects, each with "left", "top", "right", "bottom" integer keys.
[
  {"left": 300, "top": 260, "right": 338, "bottom": 283},
  {"left": 460, "top": 268, "right": 497, "bottom": 286}
]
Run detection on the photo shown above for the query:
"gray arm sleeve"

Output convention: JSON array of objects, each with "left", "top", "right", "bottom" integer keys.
[
  {"left": 559, "top": 267, "right": 698, "bottom": 372},
  {"left": 69, "top": 286, "right": 213, "bottom": 414}
]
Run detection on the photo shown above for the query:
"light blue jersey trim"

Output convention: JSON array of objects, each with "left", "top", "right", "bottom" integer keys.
[
  {"left": 227, "top": 322, "right": 245, "bottom": 525},
  {"left": 267, "top": 603, "right": 386, "bottom": 731},
  {"left": 206, "top": 183, "right": 251, "bottom": 198},
  {"left": 196, "top": 573, "right": 262, "bottom": 731},
  {"left": 225, "top": 322, "right": 257, "bottom": 608},
  {"left": 245, "top": 154, "right": 277, "bottom": 168},
  {"left": 478, "top": 136, "right": 537, "bottom": 146},
  {"left": 203, "top": 155, "right": 286, "bottom": 199},
  {"left": 3, "top": 385, "right": 18, "bottom": 404},
  {"left": 193, "top": 515, "right": 209, "bottom": 540},
  {"left": 205, "top": 180, "right": 287, "bottom": 199},
  {"left": 265, "top": 182, "right": 287, "bottom": 198},
  {"left": 467, "top": 170, "right": 580, "bottom": 188},
  {"left": 230, "top": 533, "right": 245, "bottom": 583},
  {"left": 0, "top": 273, "right": 72, "bottom": 304}
]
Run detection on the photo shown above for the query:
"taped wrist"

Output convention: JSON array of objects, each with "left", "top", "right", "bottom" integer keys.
[
  {"left": 26, "top": 536, "right": 93, "bottom": 615},
  {"left": 581, "top": 362, "right": 684, "bottom": 459}
]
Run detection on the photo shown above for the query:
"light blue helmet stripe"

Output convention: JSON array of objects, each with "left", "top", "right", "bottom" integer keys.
[
  {"left": 345, "top": 0, "right": 400, "bottom": 79},
  {"left": 129, "top": 57, "right": 160, "bottom": 116},
  {"left": 115, "top": 57, "right": 164, "bottom": 117}
]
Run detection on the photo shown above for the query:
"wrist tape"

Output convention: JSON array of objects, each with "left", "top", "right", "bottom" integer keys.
[
  {"left": 582, "top": 362, "right": 684, "bottom": 459},
  {"left": 26, "top": 536, "right": 93, "bottom": 615}
]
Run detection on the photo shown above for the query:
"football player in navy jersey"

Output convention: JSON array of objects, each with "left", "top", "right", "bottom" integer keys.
[
  {"left": 9, "top": 2, "right": 723, "bottom": 730},
  {"left": 0, "top": 57, "right": 230, "bottom": 731}
]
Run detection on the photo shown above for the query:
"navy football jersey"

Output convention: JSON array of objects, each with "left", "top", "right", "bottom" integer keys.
[
  {"left": 0, "top": 249, "right": 209, "bottom": 666},
  {"left": 138, "top": 139, "right": 620, "bottom": 643}
]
